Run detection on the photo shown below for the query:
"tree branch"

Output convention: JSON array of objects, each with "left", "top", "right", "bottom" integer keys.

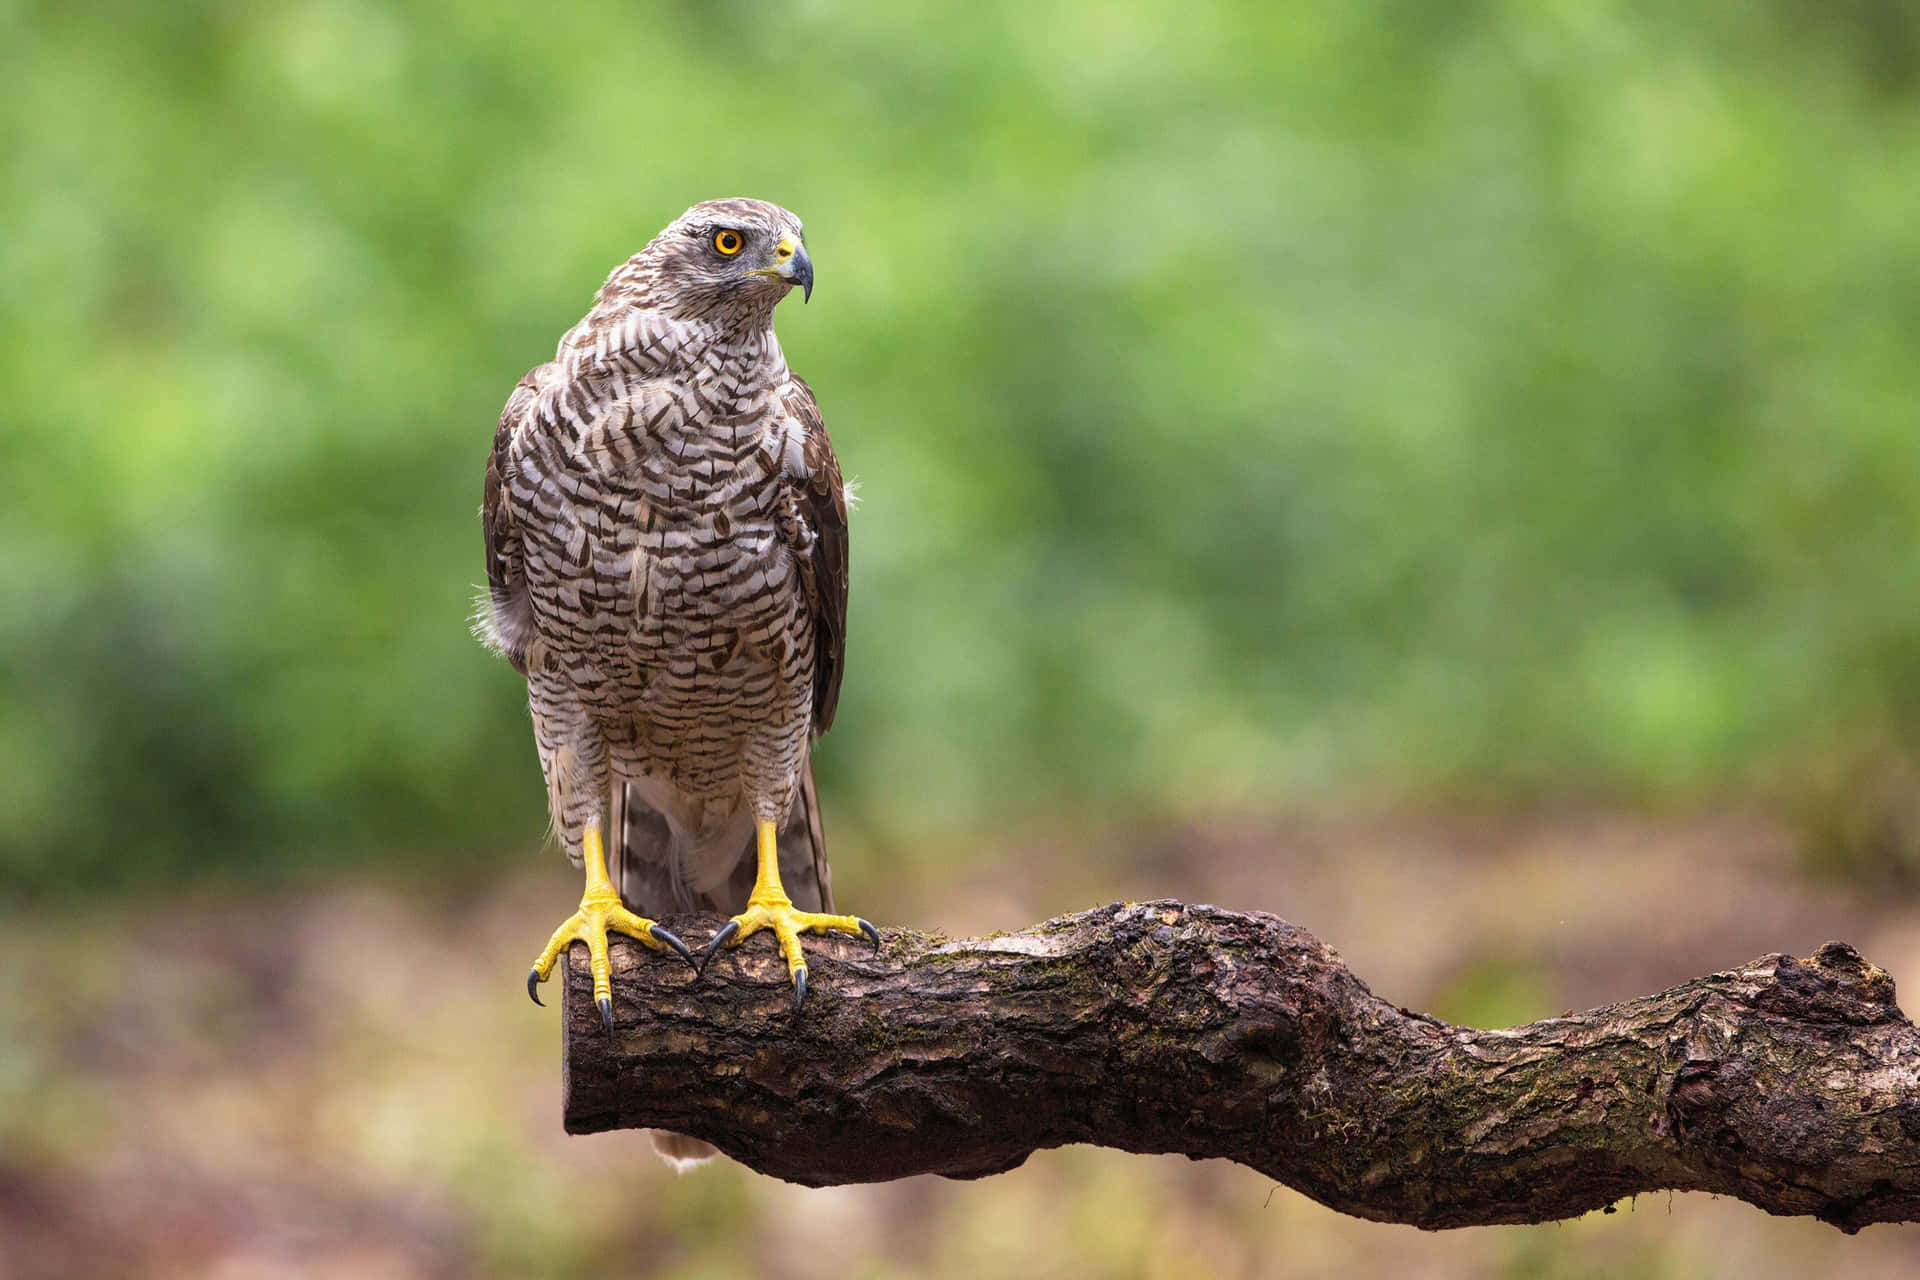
[{"left": 560, "top": 900, "right": 1920, "bottom": 1231}]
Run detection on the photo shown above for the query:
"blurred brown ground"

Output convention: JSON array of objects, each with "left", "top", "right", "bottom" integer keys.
[{"left": 5, "top": 808, "right": 1917, "bottom": 1280}]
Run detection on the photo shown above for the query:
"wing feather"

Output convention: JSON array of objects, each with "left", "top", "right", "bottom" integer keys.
[{"left": 780, "top": 374, "right": 849, "bottom": 734}]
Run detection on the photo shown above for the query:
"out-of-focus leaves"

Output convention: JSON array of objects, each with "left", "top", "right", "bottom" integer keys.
[{"left": 5, "top": 0, "right": 1920, "bottom": 891}]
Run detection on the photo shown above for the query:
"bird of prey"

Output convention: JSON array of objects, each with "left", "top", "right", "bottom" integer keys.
[{"left": 479, "top": 198, "right": 873, "bottom": 1037}]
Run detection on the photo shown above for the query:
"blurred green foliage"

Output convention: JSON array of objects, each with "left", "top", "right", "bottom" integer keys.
[
  {"left": 5, "top": 0, "right": 1920, "bottom": 892},
  {"left": 1430, "top": 953, "right": 1557, "bottom": 1031}
]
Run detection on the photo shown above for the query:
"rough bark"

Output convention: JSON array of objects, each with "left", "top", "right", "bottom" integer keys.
[{"left": 560, "top": 900, "right": 1920, "bottom": 1231}]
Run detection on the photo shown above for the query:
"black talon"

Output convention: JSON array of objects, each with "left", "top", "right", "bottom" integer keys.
[
  {"left": 793, "top": 967, "right": 808, "bottom": 1010},
  {"left": 528, "top": 969, "right": 544, "bottom": 1006},
  {"left": 699, "top": 919, "right": 741, "bottom": 974},
  {"left": 859, "top": 919, "right": 881, "bottom": 951},
  {"left": 597, "top": 993, "right": 614, "bottom": 1035},
  {"left": 652, "top": 924, "right": 697, "bottom": 970}
]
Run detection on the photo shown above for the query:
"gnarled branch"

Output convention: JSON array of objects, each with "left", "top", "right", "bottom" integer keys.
[{"left": 560, "top": 900, "right": 1920, "bottom": 1231}]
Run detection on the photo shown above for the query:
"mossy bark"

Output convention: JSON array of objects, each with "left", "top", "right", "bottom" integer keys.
[{"left": 561, "top": 900, "right": 1920, "bottom": 1231}]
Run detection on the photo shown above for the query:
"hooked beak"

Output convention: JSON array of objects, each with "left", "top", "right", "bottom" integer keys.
[{"left": 752, "top": 234, "right": 814, "bottom": 302}]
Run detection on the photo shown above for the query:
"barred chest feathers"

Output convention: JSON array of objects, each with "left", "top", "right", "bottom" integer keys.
[{"left": 536, "top": 319, "right": 807, "bottom": 606}]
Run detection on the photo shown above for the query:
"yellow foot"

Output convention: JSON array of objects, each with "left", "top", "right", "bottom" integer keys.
[
  {"left": 527, "top": 890, "right": 694, "bottom": 1032},
  {"left": 699, "top": 898, "right": 880, "bottom": 1009}
]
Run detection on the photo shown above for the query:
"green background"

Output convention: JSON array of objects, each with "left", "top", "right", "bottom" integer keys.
[
  {"left": 4, "top": 2, "right": 1919, "bottom": 1276},
  {"left": 9, "top": 0, "right": 1920, "bottom": 891}
]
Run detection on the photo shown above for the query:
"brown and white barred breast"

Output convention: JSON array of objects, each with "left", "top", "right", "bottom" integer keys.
[{"left": 481, "top": 200, "right": 847, "bottom": 907}]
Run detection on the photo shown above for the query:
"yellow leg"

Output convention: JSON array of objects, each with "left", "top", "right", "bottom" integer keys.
[
  {"left": 700, "top": 818, "right": 879, "bottom": 1007},
  {"left": 528, "top": 822, "right": 693, "bottom": 1032}
]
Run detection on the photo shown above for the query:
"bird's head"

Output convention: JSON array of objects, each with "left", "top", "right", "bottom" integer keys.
[{"left": 629, "top": 198, "right": 813, "bottom": 322}]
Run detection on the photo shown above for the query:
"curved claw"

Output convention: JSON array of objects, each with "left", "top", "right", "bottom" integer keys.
[
  {"left": 793, "top": 966, "right": 808, "bottom": 1010},
  {"left": 527, "top": 968, "right": 544, "bottom": 1006},
  {"left": 651, "top": 924, "right": 697, "bottom": 970},
  {"left": 699, "top": 919, "right": 741, "bottom": 974},
  {"left": 859, "top": 919, "right": 881, "bottom": 951},
  {"left": 597, "top": 993, "right": 614, "bottom": 1035}
]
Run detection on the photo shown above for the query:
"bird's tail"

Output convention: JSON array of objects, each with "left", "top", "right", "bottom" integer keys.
[
  {"left": 616, "top": 760, "right": 834, "bottom": 918},
  {"left": 650, "top": 1130, "right": 720, "bottom": 1170},
  {"left": 616, "top": 757, "right": 833, "bottom": 1170},
  {"left": 608, "top": 785, "right": 722, "bottom": 1168},
  {"left": 702, "top": 759, "right": 835, "bottom": 915}
]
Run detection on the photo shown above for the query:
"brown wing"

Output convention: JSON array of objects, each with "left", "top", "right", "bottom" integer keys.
[
  {"left": 480, "top": 370, "right": 540, "bottom": 675},
  {"left": 781, "top": 374, "right": 849, "bottom": 734}
]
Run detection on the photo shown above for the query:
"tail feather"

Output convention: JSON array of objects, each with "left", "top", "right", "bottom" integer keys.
[
  {"left": 609, "top": 780, "right": 684, "bottom": 918},
  {"left": 650, "top": 1130, "right": 719, "bottom": 1170},
  {"left": 607, "top": 780, "right": 629, "bottom": 909},
  {"left": 612, "top": 779, "right": 717, "bottom": 1168},
  {"left": 614, "top": 758, "right": 832, "bottom": 1170},
  {"left": 618, "top": 759, "right": 831, "bottom": 917},
  {"left": 796, "top": 761, "right": 835, "bottom": 915}
]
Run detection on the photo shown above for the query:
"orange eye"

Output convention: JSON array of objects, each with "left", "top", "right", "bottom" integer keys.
[{"left": 713, "top": 229, "right": 744, "bottom": 255}]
